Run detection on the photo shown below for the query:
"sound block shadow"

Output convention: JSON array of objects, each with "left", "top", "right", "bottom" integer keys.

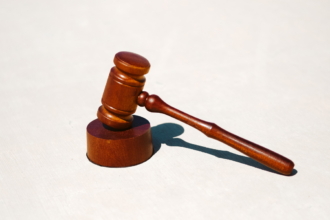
[{"left": 151, "top": 123, "right": 298, "bottom": 176}]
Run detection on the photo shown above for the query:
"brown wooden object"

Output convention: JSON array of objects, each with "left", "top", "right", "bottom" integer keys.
[
  {"left": 87, "top": 52, "right": 153, "bottom": 167},
  {"left": 87, "top": 116, "right": 153, "bottom": 167},
  {"left": 97, "top": 51, "right": 150, "bottom": 130},
  {"left": 87, "top": 51, "right": 295, "bottom": 175},
  {"left": 137, "top": 92, "right": 294, "bottom": 175}
]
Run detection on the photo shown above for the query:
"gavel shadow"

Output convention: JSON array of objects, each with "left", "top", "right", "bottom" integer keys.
[{"left": 151, "top": 123, "right": 298, "bottom": 176}]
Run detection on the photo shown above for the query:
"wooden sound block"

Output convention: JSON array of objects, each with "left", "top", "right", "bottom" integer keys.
[{"left": 87, "top": 115, "right": 153, "bottom": 167}]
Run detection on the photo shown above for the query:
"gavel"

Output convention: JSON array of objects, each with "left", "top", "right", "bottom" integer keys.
[{"left": 87, "top": 51, "right": 294, "bottom": 175}]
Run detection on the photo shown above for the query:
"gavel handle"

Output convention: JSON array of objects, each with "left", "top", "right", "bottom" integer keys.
[{"left": 137, "top": 92, "right": 294, "bottom": 175}]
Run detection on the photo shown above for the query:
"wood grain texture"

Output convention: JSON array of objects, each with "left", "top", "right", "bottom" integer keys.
[
  {"left": 98, "top": 52, "right": 150, "bottom": 130},
  {"left": 114, "top": 51, "right": 150, "bottom": 76},
  {"left": 93, "top": 51, "right": 294, "bottom": 175},
  {"left": 87, "top": 115, "right": 153, "bottom": 167},
  {"left": 138, "top": 92, "right": 294, "bottom": 175}
]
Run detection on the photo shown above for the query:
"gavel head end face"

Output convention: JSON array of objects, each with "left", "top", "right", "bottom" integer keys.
[{"left": 114, "top": 51, "right": 150, "bottom": 76}]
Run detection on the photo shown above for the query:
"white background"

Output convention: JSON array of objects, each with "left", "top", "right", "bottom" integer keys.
[{"left": 1, "top": 0, "right": 329, "bottom": 219}]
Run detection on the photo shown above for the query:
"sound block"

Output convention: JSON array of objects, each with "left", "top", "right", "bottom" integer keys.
[{"left": 87, "top": 115, "right": 153, "bottom": 167}]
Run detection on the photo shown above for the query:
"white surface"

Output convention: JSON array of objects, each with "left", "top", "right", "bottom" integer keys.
[{"left": 1, "top": 0, "right": 330, "bottom": 219}]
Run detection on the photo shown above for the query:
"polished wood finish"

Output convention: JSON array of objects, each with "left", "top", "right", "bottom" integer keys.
[
  {"left": 88, "top": 51, "right": 294, "bottom": 175},
  {"left": 88, "top": 52, "right": 153, "bottom": 167},
  {"left": 114, "top": 51, "right": 150, "bottom": 75},
  {"left": 138, "top": 92, "right": 294, "bottom": 175},
  {"left": 97, "top": 51, "right": 150, "bottom": 130},
  {"left": 87, "top": 116, "right": 153, "bottom": 167}
]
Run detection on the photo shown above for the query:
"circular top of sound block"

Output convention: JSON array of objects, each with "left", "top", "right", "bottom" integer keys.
[
  {"left": 114, "top": 51, "right": 150, "bottom": 76},
  {"left": 87, "top": 115, "right": 150, "bottom": 140}
]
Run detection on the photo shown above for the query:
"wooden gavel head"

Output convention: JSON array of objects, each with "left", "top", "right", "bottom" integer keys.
[{"left": 97, "top": 51, "right": 150, "bottom": 130}]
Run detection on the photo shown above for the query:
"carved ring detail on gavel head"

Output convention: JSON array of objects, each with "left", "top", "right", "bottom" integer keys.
[{"left": 97, "top": 52, "right": 150, "bottom": 130}]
